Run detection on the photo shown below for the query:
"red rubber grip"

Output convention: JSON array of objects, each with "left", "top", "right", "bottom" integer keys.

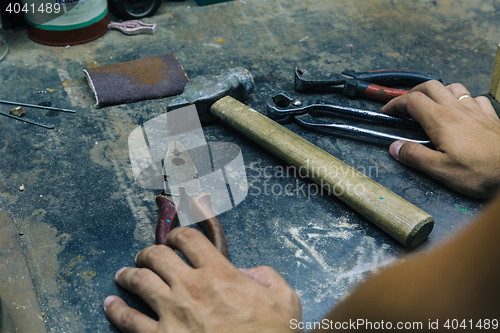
[
  {"left": 364, "top": 84, "right": 409, "bottom": 102},
  {"left": 155, "top": 194, "right": 178, "bottom": 245}
]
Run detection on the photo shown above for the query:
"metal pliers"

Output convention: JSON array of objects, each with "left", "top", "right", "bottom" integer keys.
[
  {"left": 155, "top": 141, "right": 228, "bottom": 257},
  {"left": 294, "top": 68, "right": 441, "bottom": 102},
  {"left": 267, "top": 91, "right": 431, "bottom": 146}
]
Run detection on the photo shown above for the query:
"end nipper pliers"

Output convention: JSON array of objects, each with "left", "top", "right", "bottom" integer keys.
[
  {"left": 267, "top": 91, "right": 431, "bottom": 146},
  {"left": 294, "top": 67, "right": 442, "bottom": 102}
]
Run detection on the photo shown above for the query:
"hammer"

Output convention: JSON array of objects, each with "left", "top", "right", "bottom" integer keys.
[{"left": 168, "top": 68, "right": 433, "bottom": 247}]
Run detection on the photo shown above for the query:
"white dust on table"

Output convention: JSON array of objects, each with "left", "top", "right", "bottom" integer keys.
[
  {"left": 57, "top": 68, "right": 90, "bottom": 108},
  {"left": 275, "top": 215, "right": 398, "bottom": 303}
]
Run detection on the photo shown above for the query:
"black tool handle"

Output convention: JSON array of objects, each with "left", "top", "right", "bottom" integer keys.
[
  {"left": 155, "top": 193, "right": 178, "bottom": 245},
  {"left": 342, "top": 69, "right": 441, "bottom": 86}
]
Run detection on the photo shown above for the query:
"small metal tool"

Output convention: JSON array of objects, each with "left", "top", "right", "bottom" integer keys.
[
  {"left": 108, "top": 20, "right": 156, "bottom": 35},
  {"left": 0, "top": 100, "right": 76, "bottom": 113},
  {"left": 0, "top": 111, "right": 54, "bottom": 129},
  {"left": 294, "top": 114, "right": 430, "bottom": 146},
  {"left": 267, "top": 91, "right": 430, "bottom": 146},
  {"left": 0, "top": 100, "right": 75, "bottom": 129}
]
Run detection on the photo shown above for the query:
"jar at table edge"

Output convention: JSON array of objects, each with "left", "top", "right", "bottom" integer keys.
[
  {"left": 22, "top": 0, "right": 109, "bottom": 46},
  {"left": 0, "top": 15, "right": 8, "bottom": 61}
]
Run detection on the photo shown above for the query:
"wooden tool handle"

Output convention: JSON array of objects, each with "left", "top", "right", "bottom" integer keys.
[
  {"left": 189, "top": 192, "right": 229, "bottom": 257},
  {"left": 155, "top": 193, "right": 178, "bottom": 245},
  {"left": 211, "top": 96, "right": 434, "bottom": 247}
]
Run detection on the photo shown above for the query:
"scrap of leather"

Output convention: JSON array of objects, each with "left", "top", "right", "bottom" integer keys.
[{"left": 84, "top": 53, "right": 189, "bottom": 107}]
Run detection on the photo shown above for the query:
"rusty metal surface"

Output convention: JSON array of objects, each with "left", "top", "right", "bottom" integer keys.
[{"left": 0, "top": 0, "right": 499, "bottom": 331}]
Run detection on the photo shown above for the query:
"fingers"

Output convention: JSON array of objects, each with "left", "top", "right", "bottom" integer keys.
[
  {"left": 104, "top": 296, "right": 158, "bottom": 333},
  {"left": 447, "top": 83, "right": 480, "bottom": 110},
  {"left": 240, "top": 266, "right": 302, "bottom": 310},
  {"left": 114, "top": 267, "right": 171, "bottom": 314},
  {"left": 447, "top": 84, "right": 500, "bottom": 122},
  {"left": 475, "top": 96, "right": 500, "bottom": 120},
  {"left": 382, "top": 89, "right": 442, "bottom": 129},
  {"left": 389, "top": 140, "right": 448, "bottom": 180},
  {"left": 383, "top": 81, "right": 471, "bottom": 119},
  {"left": 165, "top": 227, "right": 225, "bottom": 269},
  {"left": 446, "top": 83, "right": 471, "bottom": 99},
  {"left": 410, "top": 80, "right": 460, "bottom": 105},
  {"left": 239, "top": 266, "right": 292, "bottom": 293},
  {"left": 382, "top": 81, "right": 453, "bottom": 122},
  {"left": 446, "top": 84, "right": 499, "bottom": 122},
  {"left": 135, "top": 228, "right": 230, "bottom": 287},
  {"left": 383, "top": 81, "right": 499, "bottom": 133},
  {"left": 135, "top": 245, "right": 190, "bottom": 286}
]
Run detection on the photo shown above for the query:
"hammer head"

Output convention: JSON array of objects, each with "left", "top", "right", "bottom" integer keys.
[{"left": 167, "top": 67, "right": 255, "bottom": 123}]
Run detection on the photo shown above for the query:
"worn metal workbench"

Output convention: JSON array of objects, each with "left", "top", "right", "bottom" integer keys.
[{"left": 1, "top": 0, "right": 499, "bottom": 331}]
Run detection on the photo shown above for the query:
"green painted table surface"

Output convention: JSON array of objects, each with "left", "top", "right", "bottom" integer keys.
[{"left": 0, "top": 0, "right": 499, "bottom": 331}]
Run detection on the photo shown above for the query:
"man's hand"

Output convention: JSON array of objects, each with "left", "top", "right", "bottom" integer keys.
[
  {"left": 103, "top": 227, "right": 302, "bottom": 333},
  {"left": 382, "top": 80, "right": 500, "bottom": 198}
]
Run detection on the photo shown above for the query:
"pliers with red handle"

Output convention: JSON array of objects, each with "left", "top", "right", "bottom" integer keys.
[
  {"left": 294, "top": 67, "right": 442, "bottom": 103},
  {"left": 155, "top": 141, "right": 228, "bottom": 257}
]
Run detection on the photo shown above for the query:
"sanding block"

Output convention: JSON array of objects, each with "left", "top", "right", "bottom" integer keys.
[{"left": 84, "top": 53, "right": 189, "bottom": 107}]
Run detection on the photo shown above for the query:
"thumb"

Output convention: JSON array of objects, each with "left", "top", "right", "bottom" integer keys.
[
  {"left": 390, "top": 140, "right": 445, "bottom": 175},
  {"left": 239, "top": 266, "right": 290, "bottom": 292}
]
